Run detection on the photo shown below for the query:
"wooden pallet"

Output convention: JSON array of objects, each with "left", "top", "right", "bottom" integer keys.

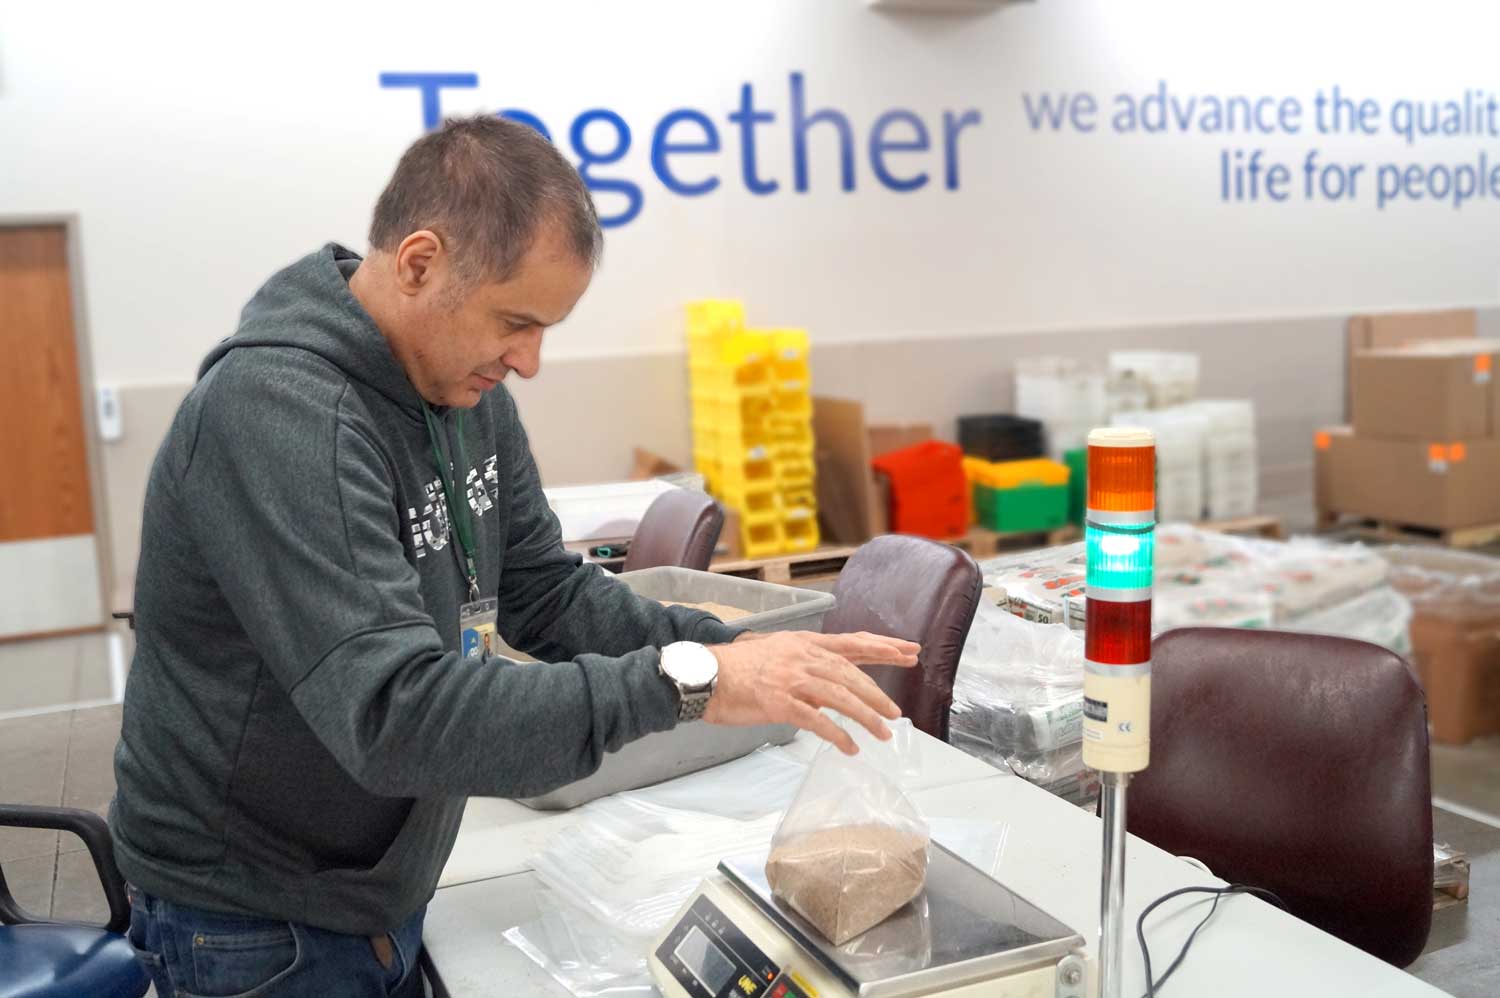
[
  {"left": 1317, "top": 512, "right": 1500, "bottom": 549},
  {"left": 950, "top": 524, "right": 1082, "bottom": 560},
  {"left": 710, "top": 545, "right": 859, "bottom": 584},
  {"left": 1197, "top": 514, "right": 1287, "bottom": 540},
  {"left": 709, "top": 526, "right": 1080, "bottom": 583}
]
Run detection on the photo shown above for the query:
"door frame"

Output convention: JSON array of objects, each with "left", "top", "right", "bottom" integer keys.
[{"left": 1, "top": 214, "right": 114, "bottom": 636}]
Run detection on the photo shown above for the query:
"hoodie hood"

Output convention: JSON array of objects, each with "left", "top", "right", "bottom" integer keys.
[{"left": 199, "top": 243, "right": 423, "bottom": 414}]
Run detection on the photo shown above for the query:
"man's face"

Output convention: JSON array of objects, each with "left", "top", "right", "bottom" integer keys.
[{"left": 400, "top": 223, "right": 592, "bottom": 408}]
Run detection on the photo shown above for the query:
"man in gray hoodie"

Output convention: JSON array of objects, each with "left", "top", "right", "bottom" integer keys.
[{"left": 111, "top": 115, "right": 917, "bottom": 997}]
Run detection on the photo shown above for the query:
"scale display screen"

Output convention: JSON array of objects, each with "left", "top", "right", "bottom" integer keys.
[{"left": 673, "top": 925, "right": 736, "bottom": 994}]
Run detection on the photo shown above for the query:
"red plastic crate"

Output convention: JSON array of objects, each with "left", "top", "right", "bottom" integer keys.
[{"left": 872, "top": 441, "right": 969, "bottom": 539}]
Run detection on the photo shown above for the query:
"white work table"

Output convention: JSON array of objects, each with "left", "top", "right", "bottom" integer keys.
[{"left": 423, "top": 731, "right": 1451, "bottom": 998}]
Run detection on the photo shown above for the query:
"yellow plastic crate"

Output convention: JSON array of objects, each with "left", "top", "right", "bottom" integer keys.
[
  {"left": 692, "top": 419, "right": 772, "bottom": 459},
  {"left": 691, "top": 390, "right": 772, "bottom": 428},
  {"left": 771, "top": 329, "right": 811, "bottom": 385},
  {"left": 739, "top": 518, "right": 785, "bottom": 559},
  {"left": 696, "top": 452, "right": 777, "bottom": 492},
  {"left": 782, "top": 515, "right": 820, "bottom": 553},
  {"left": 691, "top": 361, "right": 771, "bottom": 395},
  {"left": 686, "top": 300, "right": 746, "bottom": 355},
  {"left": 963, "top": 456, "right": 1070, "bottom": 490},
  {"left": 771, "top": 328, "right": 809, "bottom": 362},
  {"left": 769, "top": 419, "right": 813, "bottom": 447},
  {"left": 720, "top": 486, "right": 780, "bottom": 517},
  {"left": 690, "top": 326, "right": 773, "bottom": 372},
  {"left": 776, "top": 458, "right": 816, "bottom": 487},
  {"left": 781, "top": 486, "right": 817, "bottom": 514},
  {"left": 771, "top": 390, "right": 813, "bottom": 419}
]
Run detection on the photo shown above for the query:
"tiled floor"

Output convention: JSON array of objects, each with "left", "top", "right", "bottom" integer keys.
[
  {"left": 1433, "top": 736, "right": 1500, "bottom": 817},
  {"left": 0, "top": 629, "right": 123, "bottom": 722},
  {"left": 1, "top": 704, "right": 120, "bottom": 925}
]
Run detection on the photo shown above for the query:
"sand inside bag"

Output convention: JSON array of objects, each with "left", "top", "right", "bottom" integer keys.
[{"left": 765, "top": 823, "right": 929, "bottom": 945}]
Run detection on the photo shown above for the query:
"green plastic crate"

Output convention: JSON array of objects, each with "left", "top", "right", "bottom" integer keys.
[
  {"left": 973, "top": 482, "right": 1069, "bottom": 533},
  {"left": 1064, "top": 448, "right": 1087, "bottom": 525}
]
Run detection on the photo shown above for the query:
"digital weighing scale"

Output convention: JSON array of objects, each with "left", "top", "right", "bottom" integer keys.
[{"left": 649, "top": 842, "right": 1091, "bottom": 998}]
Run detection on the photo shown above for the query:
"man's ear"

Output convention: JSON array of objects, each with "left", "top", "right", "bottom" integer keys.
[{"left": 393, "top": 230, "right": 446, "bottom": 296}]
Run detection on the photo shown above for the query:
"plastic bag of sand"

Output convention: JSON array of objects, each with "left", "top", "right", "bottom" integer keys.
[{"left": 765, "top": 718, "right": 929, "bottom": 945}]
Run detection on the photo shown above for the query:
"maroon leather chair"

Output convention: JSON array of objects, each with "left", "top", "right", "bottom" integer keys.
[
  {"left": 821, "top": 535, "right": 983, "bottom": 740},
  {"left": 622, "top": 490, "right": 725, "bottom": 573},
  {"left": 1129, "top": 627, "right": 1433, "bottom": 967}
]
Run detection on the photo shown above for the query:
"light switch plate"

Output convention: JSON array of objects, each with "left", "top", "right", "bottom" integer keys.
[{"left": 96, "top": 385, "right": 123, "bottom": 442}]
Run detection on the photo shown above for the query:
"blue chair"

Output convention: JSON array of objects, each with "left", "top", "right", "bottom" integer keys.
[{"left": 0, "top": 805, "right": 149, "bottom": 998}]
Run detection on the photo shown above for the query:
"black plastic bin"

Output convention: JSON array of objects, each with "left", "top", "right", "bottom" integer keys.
[{"left": 957, "top": 414, "right": 1045, "bottom": 462}]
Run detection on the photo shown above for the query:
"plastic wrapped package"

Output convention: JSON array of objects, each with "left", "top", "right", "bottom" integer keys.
[
  {"left": 1153, "top": 588, "right": 1275, "bottom": 631},
  {"left": 765, "top": 720, "right": 930, "bottom": 945},
  {"left": 980, "top": 543, "right": 1088, "bottom": 627},
  {"left": 1279, "top": 585, "right": 1413, "bottom": 655},
  {"left": 1381, "top": 547, "right": 1500, "bottom": 622},
  {"left": 1153, "top": 526, "right": 1390, "bottom": 624},
  {"left": 950, "top": 600, "right": 1087, "bottom": 789}
]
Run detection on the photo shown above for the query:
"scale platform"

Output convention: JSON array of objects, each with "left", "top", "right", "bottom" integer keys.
[{"left": 650, "top": 841, "right": 1089, "bottom": 998}]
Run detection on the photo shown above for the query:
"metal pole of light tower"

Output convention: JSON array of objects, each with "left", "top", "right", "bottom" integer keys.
[{"left": 1080, "top": 428, "right": 1157, "bottom": 998}]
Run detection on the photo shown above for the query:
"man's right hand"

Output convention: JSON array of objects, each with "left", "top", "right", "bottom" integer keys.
[{"left": 701, "top": 631, "right": 921, "bottom": 755}]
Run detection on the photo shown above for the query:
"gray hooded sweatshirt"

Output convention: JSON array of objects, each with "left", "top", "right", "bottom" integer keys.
[{"left": 109, "top": 244, "right": 742, "bottom": 935}]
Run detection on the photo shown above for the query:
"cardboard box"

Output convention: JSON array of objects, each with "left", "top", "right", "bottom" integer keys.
[
  {"left": 867, "top": 422, "right": 936, "bottom": 460},
  {"left": 1350, "top": 345, "right": 1497, "bottom": 441},
  {"left": 812, "top": 398, "right": 932, "bottom": 543},
  {"left": 1384, "top": 546, "right": 1500, "bottom": 744},
  {"left": 1315, "top": 429, "right": 1500, "bottom": 528},
  {"left": 1410, "top": 610, "right": 1500, "bottom": 744},
  {"left": 1345, "top": 309, "right": 1476, "bottom": 417}
]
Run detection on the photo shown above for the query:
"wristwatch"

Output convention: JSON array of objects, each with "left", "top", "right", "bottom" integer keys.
[{"left": 658, "top": 641, "right": 719, "bottom": 722}]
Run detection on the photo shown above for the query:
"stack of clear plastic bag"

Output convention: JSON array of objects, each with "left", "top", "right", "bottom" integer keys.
[
  {"left": 765, "top": 717, "right": 930, "bottom": 945},
  {"left": 949, "top": 599, "right": 1087, "bottom": 791}
]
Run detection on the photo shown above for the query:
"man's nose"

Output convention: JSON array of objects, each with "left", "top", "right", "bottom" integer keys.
[{"left": 505, "top": 330, "right": 543, "bottom": 380}]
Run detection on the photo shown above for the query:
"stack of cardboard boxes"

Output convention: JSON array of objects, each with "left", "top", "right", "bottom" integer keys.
[{"left": 1318, "top": 310, "right": 1500, "bottom": 533}]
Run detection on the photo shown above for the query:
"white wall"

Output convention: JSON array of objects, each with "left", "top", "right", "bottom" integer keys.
[{"left": 5, "top": 0, "right": 1500, "bottom": 387}]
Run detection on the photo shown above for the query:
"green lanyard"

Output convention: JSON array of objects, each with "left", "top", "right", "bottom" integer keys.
[{"left": 420, "top": 401, "right": 481, "bottom": 602}]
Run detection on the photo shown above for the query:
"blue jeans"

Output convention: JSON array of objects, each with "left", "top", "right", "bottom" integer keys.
[{"left": 126, "top": 885, "right": 426, "bottom": 997}]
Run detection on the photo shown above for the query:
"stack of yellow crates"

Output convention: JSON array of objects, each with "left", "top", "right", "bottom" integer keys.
[{"left": 687, "top": 300, "right": 819, "bottom": 558}]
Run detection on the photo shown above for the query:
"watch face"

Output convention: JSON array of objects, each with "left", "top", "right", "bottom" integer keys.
[{"left": 667, "top": 643, "right": 718, "bottom": 687}]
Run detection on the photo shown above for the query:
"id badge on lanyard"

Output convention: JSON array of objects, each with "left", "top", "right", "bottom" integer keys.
[
  {"left": 422, "top": 402, "right": 497, "bottom": 662},
  {"left": 459, "top": 597, "right": 499, "bottom": 661}
]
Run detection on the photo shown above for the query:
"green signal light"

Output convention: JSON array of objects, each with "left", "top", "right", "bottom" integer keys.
[{"left": 1086, "top": 521, "right": 1155, "bottom": 591}]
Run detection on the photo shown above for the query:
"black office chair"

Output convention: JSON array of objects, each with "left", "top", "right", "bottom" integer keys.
[
  {"left": 1129, "top": 628, "right": 1433, "bottom": 967},
  {"left": 0, "top": 805, "right": 148, "bottom": 998},
  {"left": 820, "top": 535, "right": 984, "bottom": 740},
  {"left": 622, "top": 490, "right": 725, "bottom": 573}
]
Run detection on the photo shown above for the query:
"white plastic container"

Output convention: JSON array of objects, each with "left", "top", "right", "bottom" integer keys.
[
  {"left": 1014, "top": 356, "right": 1108, "bottom": 460},
  {"left": 1108, "top": 351, "right": 1201, "bottom": 410}
]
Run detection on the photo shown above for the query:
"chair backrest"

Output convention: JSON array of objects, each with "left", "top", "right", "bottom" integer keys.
[
  {"left": 623, "top": 490, "right": 725, "bottom": 573},
  {"left": 1129, "top": 627, "right": 1433, "bottom": 967},
  {"left": 822, "top": 535, "right": 983, "bottom": 739}
]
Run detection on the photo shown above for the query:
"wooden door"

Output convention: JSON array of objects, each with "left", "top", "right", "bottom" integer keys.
[{"left": 0, "top": 225, "right": 104, "bottom": 638}]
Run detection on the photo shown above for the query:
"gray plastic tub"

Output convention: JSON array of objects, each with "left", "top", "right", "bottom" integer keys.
[
  {"left": 516, "top": 568, "right": 835, "bottom": 810},
  {"left": 612, "top": 566, "right": 835, "bottom": 634}
]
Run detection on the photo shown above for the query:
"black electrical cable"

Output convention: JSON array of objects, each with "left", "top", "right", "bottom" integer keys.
[{"left": 1135, "top": 884, "right": 1288, "bottom": 998}]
